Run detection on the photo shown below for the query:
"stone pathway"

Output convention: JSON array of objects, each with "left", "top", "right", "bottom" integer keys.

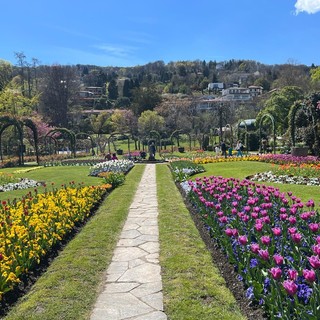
[{"left": 90, "top": 164, "right": 167, "bottom": 320}]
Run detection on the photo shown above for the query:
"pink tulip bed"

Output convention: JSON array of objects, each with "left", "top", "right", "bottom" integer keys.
[{"left": 187, "top": 175, "right": 319, "bottom": 319}]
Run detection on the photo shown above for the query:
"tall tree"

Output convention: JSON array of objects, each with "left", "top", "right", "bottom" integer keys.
[
  {"left": 107, "top": 79, "right": 118, "bottom": 100},
  {"left": 38, "top": 65, "right": 80, "bottom": 127},
  {"left": 131, "top": 82, "right": 162, "bottom": 116},
  {"left": 0, "top": 60, "right": 12, "bottom": 92}
]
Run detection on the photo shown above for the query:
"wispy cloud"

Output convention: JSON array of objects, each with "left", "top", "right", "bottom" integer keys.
[
  {"left": 295, "top": 0, "right": 320, "bottom": 14},
  {"left": 94, "top": 43, "right": 138, "bottom": 58}
]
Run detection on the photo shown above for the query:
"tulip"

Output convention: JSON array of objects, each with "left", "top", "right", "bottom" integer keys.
[
  {"left": 258, "top": 249, "right": 269, "bottom": 261},
  {"left": 303, "top": 269, "right": 316, "bottom": 283},
  {"left": 288, "top": 227, "right": 296, "bottom": 234},
  {"left": 282, "top": 280, "right": 298, "bottom": 296},
  {"left": 270, "top": 267, "right": 282, "bottom": 280},
  {"left": 308, "top": 255, "right": 320, "bottom": 269},
  {"left": 251, "top": 243, "right": 260, "bottom": 254},
  {"left": 255, "top": 223, "right": 264, "bottom": 232},
  {"left": 239, "top": 235, "right": 248, "bottom": 245},
  {"left": 261, "top": 236, "right": 271, "bottom": 246},
  {"left": 272, "top": 227, "right": 281, "bottom": 236},
  {"left": 312, "top": 244, "right": 320, "bottom": 256},
  {"left": 287, "top": 269, "right": 298, "bottom": 281},
  {"left": 273, "top": 254, "right": 284, "bottom": 265},
  {"left": 309, "top": 223, "right": 319, "bottom": 233},
  {"left": 291, "top": 233, "right": 302, "bottom": 244},
  {"left": 288, "top": 216, "right": 297, "bottom": 225}
]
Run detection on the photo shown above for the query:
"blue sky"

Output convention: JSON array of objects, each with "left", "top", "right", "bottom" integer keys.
[{"left": 1, "top": 0, "right": 320, "bottom": 67}]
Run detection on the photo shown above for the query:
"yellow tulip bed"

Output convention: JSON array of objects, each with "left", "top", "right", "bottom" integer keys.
[
  {"left": 193, "top": 154, "right": 261, "bottom": 164},
  {"left": 0, "top": 183, "right": 110, "bottom": 300}
]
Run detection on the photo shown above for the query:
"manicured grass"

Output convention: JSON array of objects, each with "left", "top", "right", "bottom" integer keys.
[
  {"left": 157, "top": 164, "right": 246, "bottom": 320},
  {"left": 3, "top": 165, "right": 145, "bottom": 320},
  {"left": 0, "top": 166, "right": 102, "bottom": 203},
  {"left": 193, "top": 161, "right": 320, "bottom": 206}
]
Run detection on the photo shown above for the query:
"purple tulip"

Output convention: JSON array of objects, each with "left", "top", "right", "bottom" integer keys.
[
  {"left": 255, "top": 223, "right": 264, "bottom": 232},
  {"left": 270, "top": 267, "right": 282, "bottom": 280},
  {"left": 288, "top": 227, "right": 297, "bottom": 234},
  {"left": 239, "top": 235, "right": 248, "bottom": 245},
  {"left": 288, "top": 216, "right": 297, "bottom": 225},
  {"left": 261, "top": 236, "right": 271, "bottom": 246},
  {"left": 273, "top": 254, "right": 284, "bottom": 265},
  {"left": 282, "top": 280, "right": 298, "bottom": 296},
  {"left": 291, "top": 233, "right": 302, "bottom": 244},
  {"left": 309, "top": 223, "right": 319, "bottom": 233},
  {"left": 287, "top": 269, "right": 298, "bottom": 281},
  {"left": 251, "top": 243, "right": 260, "bottom": 254},
  {"left": 303, "top": 269, "right": 316, "bottom": 283},
  {"left": 258, "top": 249, "right": 269, "bottom": 260},
  {"left": 272, "top": 227, "right": 281, "bottom": 236},
  {"left": 312, "top": 244, "right": 320, "bottom": 256},
  {"left": 308, "top": 255, "right": 320, "bottom": 269}
]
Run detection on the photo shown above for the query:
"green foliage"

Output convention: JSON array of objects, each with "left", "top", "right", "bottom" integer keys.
[
  {"left": 138, "top": 110, "right": 165, "bottom": 137},
  {"left": 98, "top": 171, "right": 125, "bottom": 188},
  {"left": 170, "top": 160, "right": 205, "bottom": 182}
]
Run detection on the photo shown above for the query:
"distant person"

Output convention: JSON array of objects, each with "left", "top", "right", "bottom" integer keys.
[
  {"left": 111, "top": 153, "right": 118, "bottom": 160},
  {"left": 236, "top": 140, "right": 243, "bottom": 157},
  {"left": 215, "top": 145, "right": 220, "bottom": 156},
  {"left": 228, "top": 145, "right": 233, "bottom": 157},
  {"left": 221, "top": 141, "right": 227, "bottom": 158},
  {"left": 149, "top": 142, "right": 156, "bottom": 160},
  {"left": 105, "top": 153, "right": 112, "bottom": 161}
]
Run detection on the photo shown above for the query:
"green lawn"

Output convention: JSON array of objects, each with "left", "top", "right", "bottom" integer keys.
[{"left": 1, "top": 160, "right": 319, "bottom": 319}]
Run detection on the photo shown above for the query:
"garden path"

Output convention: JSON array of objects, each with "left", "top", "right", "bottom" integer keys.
[{"left": 90, "top": 164, "right": 167, "bottom": 320}]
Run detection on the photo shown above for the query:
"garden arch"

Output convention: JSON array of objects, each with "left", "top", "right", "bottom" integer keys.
[
  {"left": 289, "top": 101, "right": 319, "bottom": 151},
  {"left": 258, "top": 113, "right": 276, "bottom": 154},
  {"left": 75, "top": 132, "right": 95, "bottom": 155},
  {"left": 45, "top": 128, "right": 76, "bottom": 158},
  {"left": 237, "top": 120, "right": 249, "bottom": 154},
  {"left": 169, "top": 130, "right": 192, "bottom": 153},
  {"left": 107, "top": 132, "right": 131, "bottom": 154},
  {"left": 0, "top": 116, "right": 39, "bottom": 165}
]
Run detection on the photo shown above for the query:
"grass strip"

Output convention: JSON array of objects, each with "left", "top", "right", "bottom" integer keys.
[
  {"left": 3, "top": 164, "right": 145, "bottom": 320},
  {"left": 157, "top": 164, "right": 246, "bottom": 320}
]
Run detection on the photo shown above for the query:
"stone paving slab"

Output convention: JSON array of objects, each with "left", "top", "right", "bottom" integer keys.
[{"left": 90, "top": 164, "right": 167, "bottom": 320}]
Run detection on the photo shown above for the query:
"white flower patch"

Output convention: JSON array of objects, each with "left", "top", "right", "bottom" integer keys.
[
  {"left": 89, "top": 159, "right": 135, "bottom": 176},
  {"left": 0, "top": 178, "right": 44, "bottom": 192},
  {"left": 249, "top": 171, "right": 320, "bottom": 186}
]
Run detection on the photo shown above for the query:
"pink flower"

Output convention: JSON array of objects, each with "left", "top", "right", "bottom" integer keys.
[
  {"left": 280, "top": 214, "right": 288, "bottom": 221},
  {"left": 309, "top": 255, "right": 320, "bottom": 269},
  {"left": 303, "top": 269, "right": 316, "bottom": 283},
  {"left": 291, "top": 233, "right": 302, "bottom": 244},
  {"left": 219, "top": 216, "right": 228, "bottom": 224},
  {"left": 251, "top": 243, "right": 260, "bottom": 254},
  {"left": 282, "top": 280, "right": 298, "bottom": 296},
  {"left": 312, "top": 244, "right": 320, "bottom": 256},
  {"left": 287, "top": 269, "right": 298, "bottom": 281},
  {"left": 241, "top": 214, "right": 249, "bottom": 222},
  {"left": 270, "top": 267, "right": 282, "bottom": 280},
  {"left": 273, "top": 254, "right": 284, "bottom": 265},
  {"left": 225, "top": 228, "right": 234, "bottom": 237},
  {"left": 309, "top": 223, "right": 319, "bottom": 233},
  {"left": 288, "top": 227, "right": 297, "bottom": 234},
  {"left": 272, "top": 227, "right": 282, "bottom": 236},
  {"left": 258, "top": 249, "right": 269, "bottom": 261},
  {"left": 238, "top": 235, "right": 248, "bottom": 245},
  {"left": 261, "top": 236, "right": 271, "bottom": 246},
  {"left": 288, "top": 216, "right": 297, "bottom": 225},
  {"left": 251, "top": 212, "right": 259, "bottom": 219},
  {"left": 255, "top": 223, "right": 264, "bottom": 232}
]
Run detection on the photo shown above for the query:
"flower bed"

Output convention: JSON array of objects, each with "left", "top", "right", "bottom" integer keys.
[
  {"left": 0, "top": 184, "right": 109, "bottom": 300},
  {"left": 186, "top": 176, "right": 319, "bottom": 319},
  {"left": 89, "top": 159, "right": 134, "bottom": 176}
]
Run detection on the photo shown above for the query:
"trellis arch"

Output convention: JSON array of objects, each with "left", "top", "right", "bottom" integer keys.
[
  {"left": 107, "top": 132, "right": 131, "bottom": 154},
  {"left": 237, "top": 119, "right": 249, "bottom": 154},
  {"left": 259, "top": 113, "right": 276, "bottom": 154},
  {"left": 169, "top": 129, "right": 192, "bottom": 152},
  {"left": 21, "top": 118, "right": 40, "bottom": 164},
  {"left": 45, "top": 128, "right": 76, "bottom": 157},
  {"left": 75, "top": 132, "right": 95, "bottom": 155},
  {"left": 0, "top": 116, "right": 24, "bottom": 165}
]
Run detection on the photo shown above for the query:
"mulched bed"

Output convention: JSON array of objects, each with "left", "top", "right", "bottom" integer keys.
[{"left": 176, "top": 182, "right": 268, "bottom": 320}]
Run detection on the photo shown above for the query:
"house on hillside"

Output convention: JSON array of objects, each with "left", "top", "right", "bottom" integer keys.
[{"left": 221, "top": 87, "right": 252, "bottom": 101}]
